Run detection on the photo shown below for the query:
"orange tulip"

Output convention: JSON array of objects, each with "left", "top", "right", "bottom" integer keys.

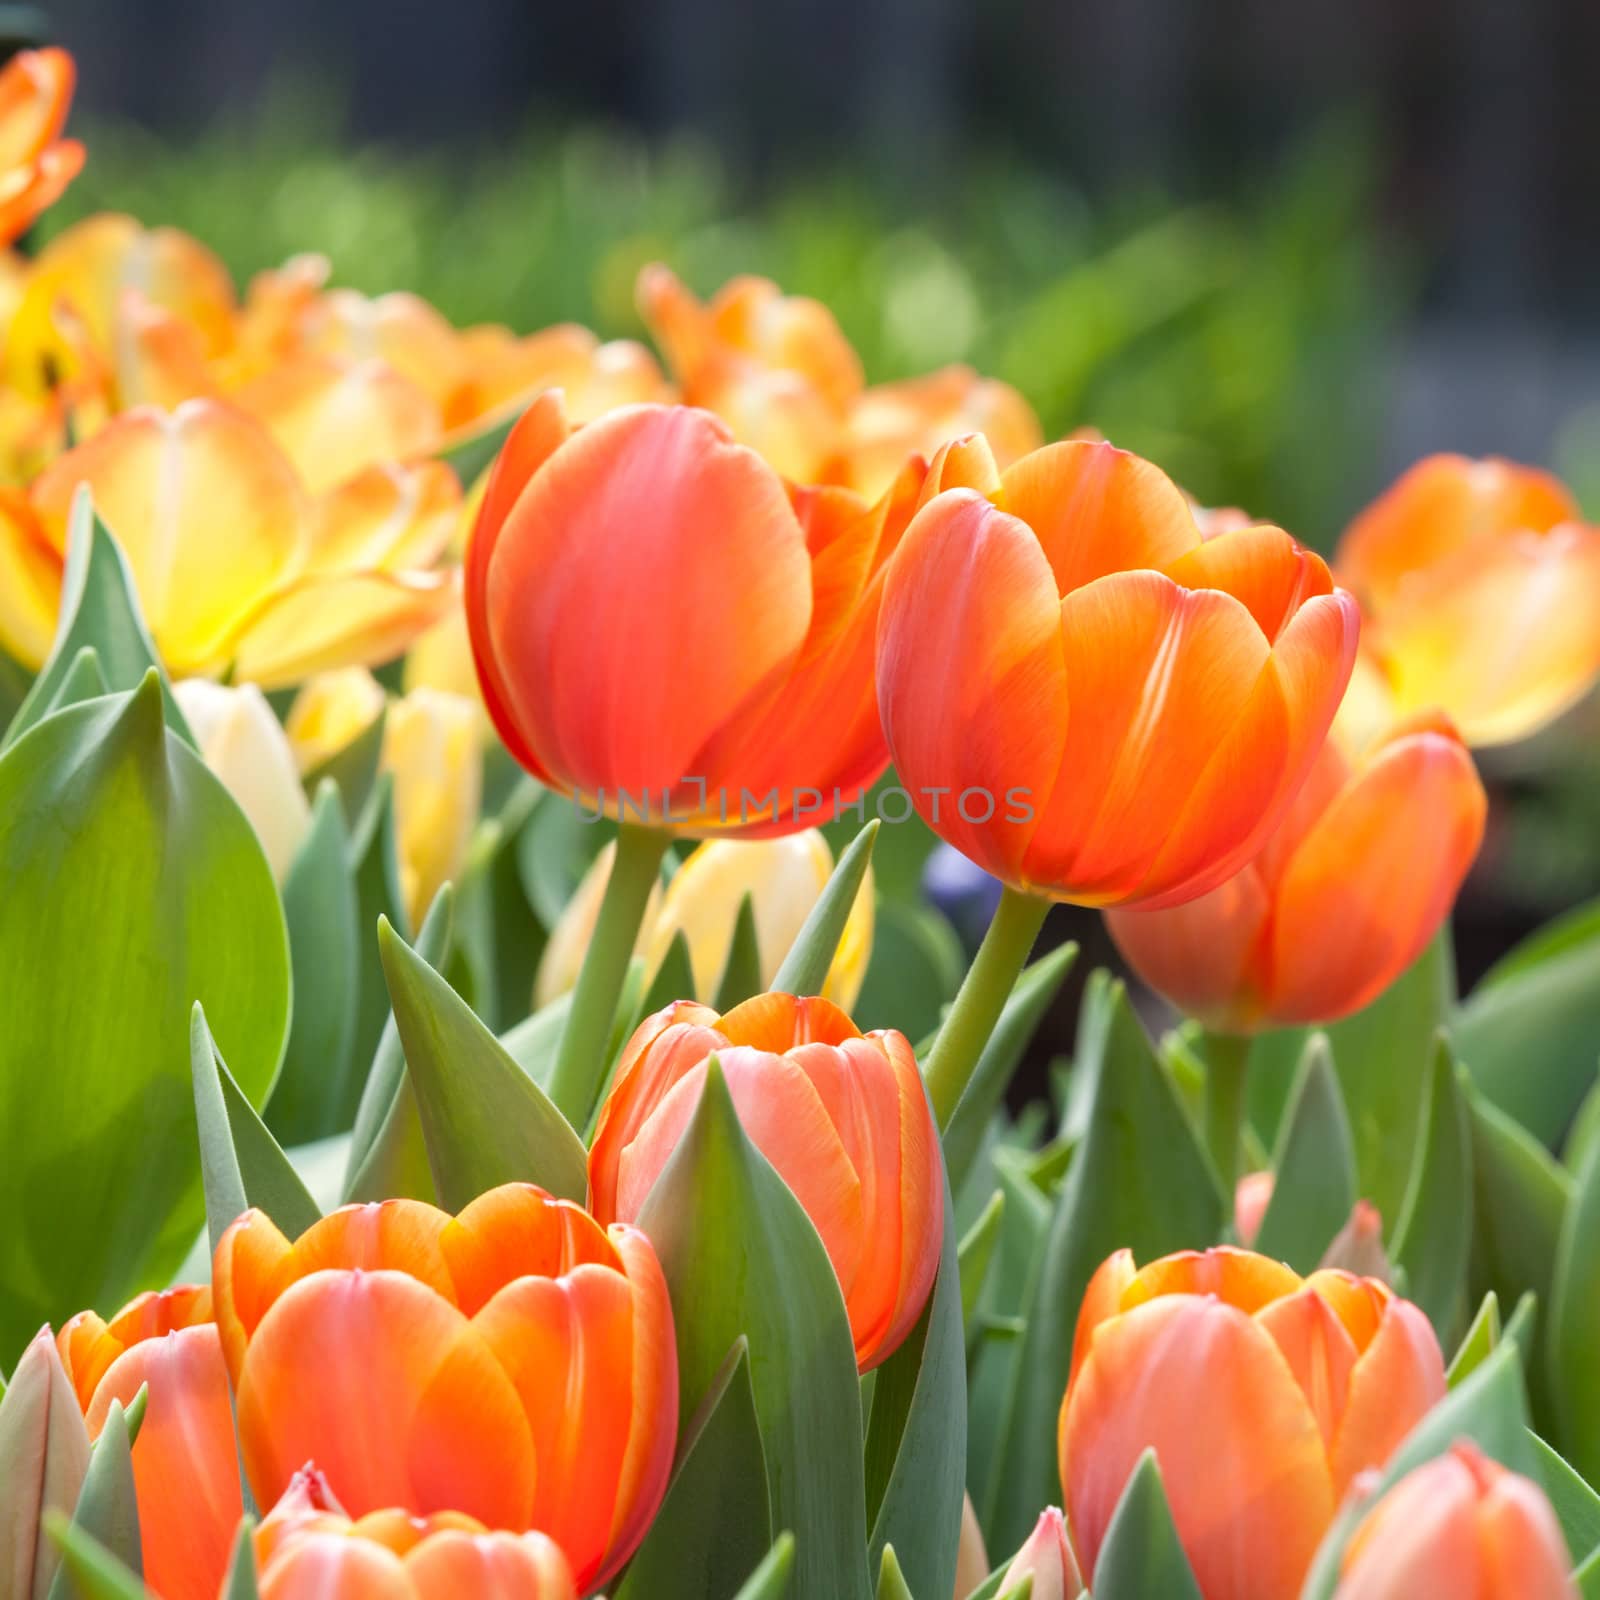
[
  {"left": 0, "top": 48, "right": 83, "bottom": 245},
  {"left": 1335, "top": 453, "right": 1600, "bottom": 746},
  {"left": 1059, "top": 1246, "right": 1446, "bottom": 1600},
  {"left": 464, "top": 393, "right": 930, "bottom": 835},
  {"left": 995, "top": 1507, "right": 1084, "bottom": 1600},
  {"left": 1106, "top": 712, "right": 1485, "bottom": 1030},
  {"left": 252, "top": 1465, "right": 577, "bottom": 1600},
  {"left": 1334, "top": 1441, "right": 1575, "bottom": 1599},
  {"left": 211, "top": 1184, "right": 676, "bottom": 1593},
  {"left": 588, "top": 992, "right": 942, "bottom": 1371},
  {"left": 56, "top": 1286, "right": 240, "bottom": 1600},
  {"left": 875, "top": 436, "right": 1360, "bottom": 908}
]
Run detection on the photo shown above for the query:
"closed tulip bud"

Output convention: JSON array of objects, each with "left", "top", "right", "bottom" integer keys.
[
  {"left": 211, "top": 1185, "right": 677, "bottom": 1593},
  {"left": 56, "top": 1286, "right": 240, "bottom": 1600},
  {"left": 252, "top": 1465, "right": 578, "bottom": 1600},
  {"left": 952, "top": 1493, "right": 990, "bottom": 1600},
  {"left": 0, "top": 49, "right": 84, "bottom": 245},
  {"left": 1335, "top": 1442, "right": 1576, "bottom": 1600},
  {"left": 465, "top": 394, "right": 929, "bottom": 836},
  {"left": 1234, "top": 1171, "right": 1274, "bottom": 1247},
  {"left": 174, "top": 679, "right": 312, "bottom": 882},
  {"left": 1060, "top": 1246, "right": 1446, "bottom": 1600},
  {"left": 876, "top": 437, "right": 1359, "bottom": 908},
  {"left": 1336, "top": 453, "right": 1600, "bottom": 745},
  {"left": 589, "top": 992, "right": 942, "bottom": 1371},
  {"left": 0, "top": 1327, "right": 90, "bottom": 1600},
  {"left": 997, "top": 1508, "right": 1084, "bottom": 1600},
  {"left": 285, "top": 666, "right": 387, "bottom": 773},
  {"left": 1107, "top": 714, "right": 1485, "bottom": 1031}
]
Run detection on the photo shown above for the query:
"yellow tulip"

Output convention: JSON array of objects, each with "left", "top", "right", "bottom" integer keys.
[{"left": 284, "top": 666, "right": 387, "bottom": 775}]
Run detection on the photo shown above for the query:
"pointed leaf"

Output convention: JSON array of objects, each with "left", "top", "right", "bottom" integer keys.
[
  {"left": 1549, "top": 1143, "right": 1600, "bottom": 1480},
  {"left": 377, "top": 918, "right": 587, "bottom": 1206},
  {"left": 1531, "top": 1432, "right": 1600, "bottom": 1572},
  {"left": 219, "top": 1521, "right": 260, "bottom": 1600},
  {"left": 346, "top": 775, "right": 410, "bottom": 1103},
  {"left": 1446, "top": 1292, "right": 1501, "bottom": 1388},
  {"left": 642, "top": 929, "right": 696, "bottom": 1016},
  {"left": 45, "top": 1397, "right": 143, "bottom": 1600},
  {"left": 40, "top": 1516, "right": 152, "bottom": 1600},
  {"left": 958, "top": 1191, "right": 1006, "bottom": 1331},
  {"left": 730, "top": 1535, "right": 795, "bottom": 1600},
  {"left": 875, "top": 1547, "right": 914, "bottom": 1600},
  {"left": 713, "top": 894, "right": 763, "bottom": 1012},
  {"left": 770, "top": 821, "right": 878, "bottom": 996},
  {"left": 1252, "top": 1033, "right": 1356, "bottom": 1271},
  {"left": 44, "top": 647, "right": 110, "bottom": 718},
  {"left": 637, "top": 1061, "right": 873, "bottom": 1600},
  {"left": 1089, "top": 1450, "right": 1203, "bottom": 1600}
]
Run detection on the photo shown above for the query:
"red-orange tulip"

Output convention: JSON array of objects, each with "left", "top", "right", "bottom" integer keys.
[
  {"left": 464, "top": 393, "right": 931, "bottom": 835},
  {"left": 252, "top": 1466, "right": 577, "bottom": 1600},
  {"left": 211, "top": 1185, "right": 677, "bottom": 1593},
  {"left": 56, "top": 1286, "right": 240, "bottom": 1600},
  {"left": 876, "top": 437, "right": 1360, "bottom": 908},
  {"left": 1106, "top": 712, "right": 1485, "bottom": 1030},
  {"left": 1335, "top": 1442, "right": 1575, "bottom": 1600},
  {"left": 1059, "top": 1246, "right": 1445, "bottom": 1600},
  {"left": 1336, "top": 453, "right": 1600, "bottom": 745},
  {"left": 0, "top": 48, "right": 84, "bottom": 245},
  {"left": 589, "top": 992, "right": 943, "bottom": 1371}
]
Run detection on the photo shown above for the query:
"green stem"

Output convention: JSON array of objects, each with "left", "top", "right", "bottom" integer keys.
[
  {"left": 924, "top": 885, "right": 1051, "bottom": 1129},
  {"left": 1203, "top": 1031, "right": 1253, "bottom": 1200},
  {"left": 546, "top": 823, "right": 669, "bottom": 1129}
]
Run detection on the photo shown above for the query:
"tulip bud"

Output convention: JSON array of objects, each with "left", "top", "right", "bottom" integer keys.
[
  {"left": 1319, "top": 1201, "right": 1392, "bottom": 1282},
  {"left": 997, "top": 1508, "right": 1084, "bottom": 1600},
  {"left": 1335, "top": 1442, "right": 1576, "bottom": 1599},
  {"left": 174, "top": 678, "right": 311, "bottom": 882},
  {"left": 589, "top": 992, "right": 943, "bottom": 1371},
  {"left": 1234, "top": 1171, "right": 1274, "bottom": 1247},
  {"left": 1059, "top": 1246, "right": 1447, "bottom": 1600},
  {"left": 285, "top": 666, "right": 386, "bottom": 774},
  {"left": 952, "top": 1493, "right": 989, "bottom": 1600},
  {"left": 0, "top": 1327, "right": 90, "bottom": 1600},
  {"left": 55, "top": 1285, "right": 241, "bottom": 1600}
]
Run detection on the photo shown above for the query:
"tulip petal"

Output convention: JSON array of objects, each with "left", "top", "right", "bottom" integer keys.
[
  {"left": 282, "top": 1200, "right": 457, "bottom": 1298},
  {"left": 877, "top": 489, "right": 1069, "bottom": 883},
  {"left": 406, "top": 1530, "right": 577, "bottom": 1600},
  {"left": 716, "top": 991, "right": 860, "bottom": 1051},
  {"left": 0, "top": 486, "right": 63, "bottom": 669},
  {"left": 441, "top": 1186, "right": 618, "bottom": 1318},
  {"left": 1163, "top": 523, "right": 1334, "bottom": 642},
  {"left": 1069, "top": 1250, "right": 1138, "bottom": 1391},
  {"left": 212, "top": 1209, "right": 297, "bottom": 1385},
  {"left": 1300, "top": 1271, "right": 1391, "bottom": 1353},
  {"left": 1334, "top": 1453, "right": 1480, "bottom": 1600},
  {"left": 1118, "top": 1247, "right": 1303, "bottom": 1317},
  {"left": 1062, "top": 1296, "right": 1334, "bottom": 1600},
  {"left": 1477, "top": 1466, "right": 1578, "bottom": 1600},
  {"left": 236, "top": 1269, "right": 536, "bottom": 1527},
  {"left": 258, "top": 1533, "right": 412, "bottom": 1600},
  {"left": 1329, "top": 1298, "right": 1445, "bottom": 1496},
  {"left": 308, "top": 461, "right": 460, "bottom": 576},
  {"left": 1253, "top": 1287, "right": 1359, "bottom": 1454},
  {"left": 0, "top": 49, "right": 73, "bottom": 170}
]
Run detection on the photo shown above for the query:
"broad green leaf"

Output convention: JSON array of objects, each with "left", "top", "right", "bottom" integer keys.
[
  {"left": 377, "top": 918, "right": 587, "bottom": 1206},
  {"left": 713, "top": 894, "right": 763, "bottom": 1012},
  {"left": 1549, "top": 1144, "right": 1600, "bottom": 1480},
  {"left": 865, "top": 1178, "right": 965, "bottom": 1600},
  {"left": 1565, "top": 1074, "right": 1600, "bottom": 1179},
  {"left": 1091, "top": 1450, "right": 1203, "bottom": 1600},
  {"left": 343, "top": 889, "right": 454, "bottom": 1205},
  {"left": 852, "top": 900, "right": 964, "bottom": 1043},
  {"left": 346, "top": 775, "right": 411, "bottom": 1101},
  {"left": 1456, "top": 895, "right": 1600, "bottom": 1147},
  {"left": 943, "top": 943, "right": 1077, "bottom": 1191},
  {"left": 1531, "top": 1432, "right": 1600, "bottom": 1572},
  {"left": 1390, "top": 1036, "right": 1473, "bottom": 1339},
  {"left": 1504, "top": 1291, "right": 1538, "bottom": 1357},
  {"left": 641, "top": 929, "right": 695, "bottom": 1016},
  {"left": 40, "top": 1514, "right": 152, "bottom": 1600},
  {"left": 265, "top": 783, "right": 360, "bottom": 1145},
  {"left": 46, "top": 1398, "right": 143, "bottom": 1600},
  {"left": 0, "top": 676, "right": 289, "bottom": 1358},
  {"left": 1057, "top": 967, "right": 1114, "bottom": 1143},
  {"left": 191, "top": 1005, "right": 321, "bottom": 1254},
  {"left": 1252, "top": 1034, "right": 1356, "bottom": 1271},
  {"left": 983, "top": 983, "right": 1224, "bottom": 1555},
  {"left": 5, "top": 493, "right": 192, "bottom": 751},
  {"left": 958, "top": 1191, "right": 1006, "bottom": 1331},
  {"left": 637, "top": 1062, "right": 872, "bottom": 1600},
  {"left": 615, "top": 1340, "right": 772, "bottom": 1600},
  {"left": 44, "top": 647, "right": 110, "bottom": 717},
  {"left": 516, "top": 790, "right": 611, "bottom": 929},
  {"left": 1446, "top": 1292, "right": 1501, "bottom": 1388},
  {"left": 1576, "top": 1547, "right": 1600, "bottom": 1600},
  {"left": 730, "top": 1535, "right": 795, "bottom": 1600},
  {"left": 769, "top": 821, "right": 878, "bottom": 996},
  {"left": 875, "top": 1547, "right": 913, "bottom": 1600},
  {"left": 301, "top": 702, "right": 386, "bottom": 831}
]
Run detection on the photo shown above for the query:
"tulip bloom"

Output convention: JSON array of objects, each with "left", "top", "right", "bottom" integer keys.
[
  {"left": 465, "top": 393, "right": 930, "bottom": 835},
  {"left": 589, "top": 992, "right": 942, "bottom": 1371},
  {"left": 1060, "top": 1246, "right": 1446, "bottom": 1600},
  {"left": 1234, "top": 1172, "right": 1274, "bottom": 1247},
  {"left": 253, "top": 1466, "right": 577, "bottom": 1600},
  {"left": 1334, "top": 1442, "right": 1575, "bottom": 1600},
  {"left": 56, "top": 1286, "right": 241, "bottom": 1600},
  {"left": 996, "top": 1508, "right": 1084, "bottom": 1600},
  {"left": 0, "top": 49, "right": 83, "bottom": 244},
  {"left": 535, "top": 830, "right": 874, "bottom": 1011},
  {"left": 876, "top": 437, "right": 1360, "bottom": 908},
  {"left": 1335, "top": 454, "right": 1600, "bottom": 746},
  {"left": 211, "top": 1184, "right": 676, "bottom": 1593},
  {"left": 1106, "top": 713, "right": 1485, "bottom": 1030}
]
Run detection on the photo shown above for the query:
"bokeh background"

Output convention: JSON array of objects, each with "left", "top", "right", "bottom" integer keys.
[{"left": 24, "top": 0, "right": 1600, "bottom": 1044}]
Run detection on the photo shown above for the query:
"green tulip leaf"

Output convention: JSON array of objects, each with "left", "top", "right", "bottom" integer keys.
[
  {"left": 265, "top": 782, "right": 360, "bottom": 1145},
  {"left": 0, "top": 675, "right": 290, "bottom": 1358},
  {"left": 713, "top": 893, "right": 763, "bottom": 1012},
  {"left": 377, "top": 917, "right": 587, "bottom": 1207},
  {"left": 1531, "top": 1432, "right": 1600, "bottom": 1573},
  {"left": 875, "top": 1546, "right": 914, "bottom": 1600},
  {"left": 300, "top": 703, "right": 386, "bottom": 832},
  {"left": 615, "top": 1339, "right": 772, "bottom": 1600},
  {"left": 637, "top": 1060, "right": 873, "bottom": 1600},
  {"left": 641, "top": 929, "right": 696, "bottom": 1015},
  {"left": 1549, "top": 1144, "right": 1600, "bottom": 1480},
  {"left": 1389, "top": 1037, "right": 1473, "bottom": 1339},
  {"left": 1090, "top": 1449, "right": 1203, "bottom": 1600},
  {"left": 45, "top": 1396, "right": 143, "bottom": 1600},
  {"left": 40, "top": 1514, "right": 152, "bottom": 1600},
  {"left": 1446, "top": 1292, "right": 1501, "bottom": 1388},
  {"left": 730, "top": 1535, "right": 795, "bottom": 1600},
  {"left": 1252, "top": 1033, "right": 1357, "bottom": 1271},
  {"left": 43, "top": 646, "right": 110, "bottom": 718},
  {"left": 346, "top": 775, "right": 411, "bottom": 1099},
  {"left": 1564, "top": 1074, "right": 1600, "bottom": 1180},
  {"left": 983, "top": 982, "right": 1224, "bottom": 1556},
  {"left": 220, "top": 1521, "right": 261, "bottom": 1600},
  {"left": 769, "top": 821, "right": 878, "bottom": 996},
  {"left": 957, "top": 1190, "right": 1006, "bottom": 1332}
]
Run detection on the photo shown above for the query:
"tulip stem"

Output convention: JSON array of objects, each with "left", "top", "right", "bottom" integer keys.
[
  {"left": 547, "top": 823, "right": 670, "bottom": 1131},
  {"left": 925, "top": 886, "right": 1050, "bottom": 1129},
  {"left": 1203, "top": 1031, "right": 1253, "bottom": 1200}
]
